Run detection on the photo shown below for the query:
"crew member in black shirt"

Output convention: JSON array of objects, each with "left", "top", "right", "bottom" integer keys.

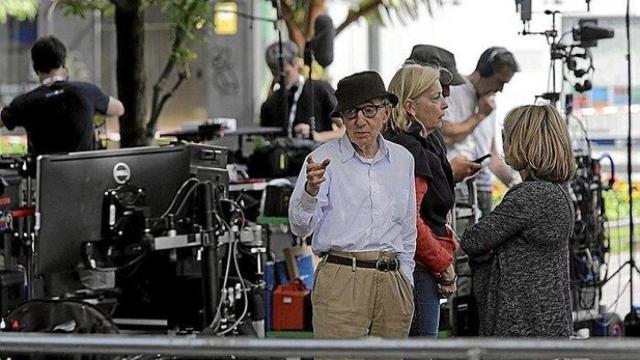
[
  {"left": 260, "top": 41, "right": 343, "bottom": 142},
  {"left": 0, "top": 36, "right": 124, "bottom": 294},
  {"left": 1, "top": 36, "right": 124, "bottom": 161}
]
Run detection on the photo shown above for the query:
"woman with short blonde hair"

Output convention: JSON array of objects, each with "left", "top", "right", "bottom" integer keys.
[
  {"left": 502, "top": 104, "right": 576, "bottom": 182},
  {"left": 461, "top": 104, "right": 575, "bottom": 337},
  {"left": 388, "top": 65, "right": 441, "bottom": 137},
  {"left": 386, "top": 64, "right": 458, "bottom": 337}
]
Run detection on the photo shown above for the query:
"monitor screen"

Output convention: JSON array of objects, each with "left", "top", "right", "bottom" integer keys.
[{"left": 35, "top": 145, "right": 192, "bottom": 275}]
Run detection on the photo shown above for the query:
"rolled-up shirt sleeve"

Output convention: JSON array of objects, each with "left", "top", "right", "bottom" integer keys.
[
  {"left": 288, "top": 158, "right": 329, "bottom": 238},
  {"left": 397, "top": 160, "right": 417, "bottom": 285}
]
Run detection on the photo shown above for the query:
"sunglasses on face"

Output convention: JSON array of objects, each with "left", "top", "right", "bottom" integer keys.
[{"left": 342, "top": 103, "right": 387, "bottom": 120}]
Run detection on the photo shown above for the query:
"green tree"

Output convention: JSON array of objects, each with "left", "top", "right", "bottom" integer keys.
[{"left": 0, "top": 0, "right": 38, "bottom": 23}]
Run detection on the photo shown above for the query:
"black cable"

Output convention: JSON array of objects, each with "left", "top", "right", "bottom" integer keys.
[
  {"left": 159, "top": 177, "right": 199, "bottom": 219},
  {"left": 150, "top": 177, "right": 199, "bottom": 231},
  {"left": 90, "top": 251, "right": 148, "bottom": 273},
  {"left": 304, "top": 43, "right": 316, "bottom": 139},
  {"left": 272, "top": 0, "right": 289, "bottom": 137}
]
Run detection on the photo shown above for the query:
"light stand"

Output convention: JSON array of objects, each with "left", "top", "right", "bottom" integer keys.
[
  {"left": 622, "top": 0, "right": 640, "bottom": 334},
  {"left": 605, "top": 0, "right": 640, "bottom": 336}
]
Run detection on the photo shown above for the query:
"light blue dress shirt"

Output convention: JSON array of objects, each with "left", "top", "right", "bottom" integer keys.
[{"left": 288, "top": 135, "right": 417, "bottom": 283}]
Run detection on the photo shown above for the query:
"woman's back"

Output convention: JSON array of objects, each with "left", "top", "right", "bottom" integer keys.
[{"left": 462, "top": 180, "right": 574, "bottom": 336}]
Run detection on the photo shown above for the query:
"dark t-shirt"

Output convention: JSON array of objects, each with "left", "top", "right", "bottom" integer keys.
[
  {"left": 260, "top": 79, "right": 337, "bottom": 138},
  {"left": 1, "top": 80, "right": 109, "bottom": 158}
]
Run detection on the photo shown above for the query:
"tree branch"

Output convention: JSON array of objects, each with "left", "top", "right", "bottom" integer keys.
[
  {"left": 280, "top": 2, "right": 305, "bottom": 52},
  {"left": 302, "top": 1, "right": 313, "bottom": 40},
  {"left": 336, "top": 0, "right": 383, "bottom": 35},
  {"left": 145, "top": 28, "right": 185, "bottom": 138},
  {"left": 146, "top": 67, "right": 187, "bottom": 138}
]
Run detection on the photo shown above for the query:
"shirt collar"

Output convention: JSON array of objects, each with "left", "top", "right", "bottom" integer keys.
[
  {"left": 339, "top": 134, "right": 390, "bottom": 163},
  {"left": 292, "top": 75, "right": 305, "bottom": 89},
  {"left": 41, "top": 75, "right": 66, "bottom": 86}
]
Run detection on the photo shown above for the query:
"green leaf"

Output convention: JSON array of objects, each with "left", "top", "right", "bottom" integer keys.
[
  {"left": 58, "top": 0, "right": 114, "bottom": 18},
  {"left": 0, "top": 0, "right": 38, "bottom": 23},
  {"left": 356, "top": 0, "right": 437, "bottom": 28}
]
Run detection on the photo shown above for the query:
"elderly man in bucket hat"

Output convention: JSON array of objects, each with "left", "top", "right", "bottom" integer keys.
[{"left": 289, "top": 71, "right": 417, "bottom": 339}]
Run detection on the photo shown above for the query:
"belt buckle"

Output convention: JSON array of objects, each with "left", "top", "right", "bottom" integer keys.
[{"left": 375, "top": 259, "right": 389, "bottom": 272}]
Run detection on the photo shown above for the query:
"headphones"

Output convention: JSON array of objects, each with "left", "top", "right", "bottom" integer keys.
[
  {"left": 478, "top": 47, "right": 511, "bottom": 78},
  {"left": 565, "top": 47, "right": 594, "bottom": 93},
  {"left": 573, "top": 80, "right": 592, "bottom": 93}
]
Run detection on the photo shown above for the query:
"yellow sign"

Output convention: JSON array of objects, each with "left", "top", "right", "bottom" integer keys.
[{"left": 214, "top": 2, "right": 238, "bottom": 35}]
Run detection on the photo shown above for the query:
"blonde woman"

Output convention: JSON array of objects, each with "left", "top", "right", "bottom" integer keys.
[
  {"left": 386, "top": 64, "right": 458, "bottom": 337},
  {"left": 461, "top": 105, "right": 576, "bottom": 337}
]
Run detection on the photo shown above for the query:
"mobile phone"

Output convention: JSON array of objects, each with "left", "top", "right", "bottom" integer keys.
[{"left": 473, "top": 154, "right": 491, "bottom": 164}]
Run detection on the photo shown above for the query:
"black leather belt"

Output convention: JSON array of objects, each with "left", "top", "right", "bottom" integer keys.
[{"left": 325, "top": 254, "right": 399, "bottom": 272}]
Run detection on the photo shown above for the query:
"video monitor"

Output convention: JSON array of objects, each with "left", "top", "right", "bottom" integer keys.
[{"left": 35, "top": 145, "right": 192, "bottom": 275}]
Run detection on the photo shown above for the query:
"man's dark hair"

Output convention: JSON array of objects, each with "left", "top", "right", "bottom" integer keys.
[
  {"left": 31, "top": 36, "right": 67, "bottom": 74},
  {"left": 475, "top": 47, "right": 519, "bottom": 78}
]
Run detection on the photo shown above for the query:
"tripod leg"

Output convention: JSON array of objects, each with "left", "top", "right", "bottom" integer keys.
[{"left": 606, "top": 260, "right": 631, "bottom": 283}]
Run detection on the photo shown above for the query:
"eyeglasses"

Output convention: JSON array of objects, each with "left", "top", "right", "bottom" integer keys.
[{"left": 342, "top": 103, "right": 388, "bottom": 120}]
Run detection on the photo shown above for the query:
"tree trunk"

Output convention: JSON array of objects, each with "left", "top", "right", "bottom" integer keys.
[{"left": 115, "top": 0, "right": 146, "bottom": 147}]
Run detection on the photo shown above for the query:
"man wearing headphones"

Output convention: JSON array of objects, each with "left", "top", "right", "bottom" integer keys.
[
  {"left": 260, "top": 41, "right": 343, "bottom": 142},
  {"left": 441, "top": 47, "right": 520, "bottom": 218}
]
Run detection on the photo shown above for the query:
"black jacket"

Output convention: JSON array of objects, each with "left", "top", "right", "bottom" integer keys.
[{"left": 385, "top": 123, "right": 454, "bottom": 237}]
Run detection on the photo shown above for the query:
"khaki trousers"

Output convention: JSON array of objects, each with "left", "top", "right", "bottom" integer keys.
[{"left": 311, "top": 250, "right": 414, "bottom": 339}]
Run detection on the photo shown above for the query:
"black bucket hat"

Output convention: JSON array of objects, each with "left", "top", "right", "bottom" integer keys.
[
  {"left": 330, "top": 71, "right": 398, "bottom": 118},
  {"left": 406, "top": 45, "right": 466, "bottom": 86}
]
